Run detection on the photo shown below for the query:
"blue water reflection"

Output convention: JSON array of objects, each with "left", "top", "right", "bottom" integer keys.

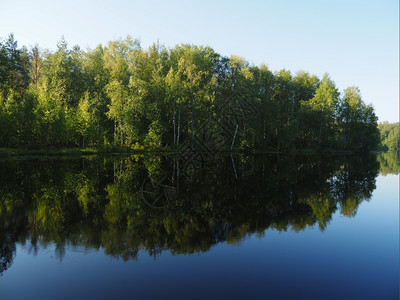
[{"left": 0, "top": 154, "right": 398, "bottom": 299}]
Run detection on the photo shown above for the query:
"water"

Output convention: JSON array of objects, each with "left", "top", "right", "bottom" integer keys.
[{"left": 0, "top": 153, "right": 398, "bottom": 299}]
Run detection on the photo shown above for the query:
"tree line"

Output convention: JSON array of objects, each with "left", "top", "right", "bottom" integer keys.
[
  {"left": 378, "top": 122, "right": 399, "bottom": 151},
  {"left": 0, "top": 33, "right": 380, "bottom": 152}
]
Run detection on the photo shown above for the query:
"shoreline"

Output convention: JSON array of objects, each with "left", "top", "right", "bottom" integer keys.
[{"left": 0, "top": 146, "right": 387, "bottom": 158}]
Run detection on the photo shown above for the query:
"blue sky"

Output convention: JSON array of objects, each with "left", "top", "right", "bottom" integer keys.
[{"left": 1, "top": 0, "right": 398, "bottom": 122}]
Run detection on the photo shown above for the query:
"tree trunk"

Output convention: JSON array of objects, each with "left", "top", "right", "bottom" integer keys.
[
  {"left": 114, "top": 118, "right": 116, "bottom": 145},
  {"left": 318, "top": 122, "right": 322, "bottom": 147},
  {"left": 191, "top": 107, "right": 194, "bottom": 151},
  {"left": 177, "top": 110, "right": 181, "bottom": 145},
  {"left": 120, "top": 119, "right": 123, "bottom": 145},
  {"left": 97, "top": 120, "right": 100, "bottom": 145},
  {"left": 231, "top": 124, "right": 239, "bottom": 151},
  {"left": 173, "top": 110, "right": 176, "bottom": 144}
]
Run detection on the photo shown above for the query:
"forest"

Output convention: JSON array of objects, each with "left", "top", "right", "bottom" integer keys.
[
  {"left": 378, "top": 122, "right": 399, "bottom": 151},
  {"left": 0, "top": 33, "right": 381, "bottom": 152}
]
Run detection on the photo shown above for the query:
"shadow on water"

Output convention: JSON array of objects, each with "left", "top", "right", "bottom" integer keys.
[{"left": 0, "top": 153, "right": 382, "bottom": 275}]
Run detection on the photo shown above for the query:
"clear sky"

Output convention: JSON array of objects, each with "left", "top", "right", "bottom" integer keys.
[{"left": 1, "top": 0, "right": 398, "bottom": 122}]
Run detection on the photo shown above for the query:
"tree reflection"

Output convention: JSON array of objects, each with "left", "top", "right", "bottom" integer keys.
[
  {"left": 0, "top": 153, "right": 380, "bottom": 272},
  {"left": 377, "top": 152, "right": 399, "bottom": 175},
  {"left": 0, "top": 234, "right": 16, "bottom": 276}
]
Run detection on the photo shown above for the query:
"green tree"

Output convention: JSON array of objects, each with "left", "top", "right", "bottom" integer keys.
[
  {"left": 378, "top": 122, "right": 399, "bottom": 151},
  {"left": 293, "top": 71, "right": 319, "bottom": 148},
  {"left": 270, "top": 69, "right": 297, "bottom": 151},
  {"left": 76, "top": 92, "right": 93, "bottom": 147},
  {"left": 167, "top": 45, "right": 218, "bottom": 146},
  {"left": 300, "top": 73, "right": 339, "bottom": 149},
  {"left": 0, "top": 33, "right": 382, "bottom": 152},
  {"left": 104, "top": 37, "right": 140, "bottom": 145},
  {"left": 0, "top": 34, "right": 30, "bottom": 98},
  {"left": 0, "top": 89, "right": 18, "bottom": 146},
  {"left": 82, "top": 45, "right": 111, "bottom": 145},
  {"left": 337, "top": 87, "right": 379, "bottom": 151}
]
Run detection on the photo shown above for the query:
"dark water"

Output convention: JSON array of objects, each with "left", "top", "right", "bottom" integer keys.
[{"left": 0, "top": 153, "right": 398, "bottom": 299}]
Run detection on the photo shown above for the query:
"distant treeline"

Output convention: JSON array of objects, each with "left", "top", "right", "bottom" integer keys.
[
  {"left": 0, "top": 34, "right": 380, "bottom": 152},
  {"left": 378, "top": 122, "right": 399, "bottom": 151}
]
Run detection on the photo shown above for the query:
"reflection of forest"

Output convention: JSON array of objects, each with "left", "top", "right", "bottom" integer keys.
[
  {"left": 377, "top": 152, "right": 399, "bottom": 175},
  {"left": 0, "top": 154, "right": 379, "bottom": 274}
]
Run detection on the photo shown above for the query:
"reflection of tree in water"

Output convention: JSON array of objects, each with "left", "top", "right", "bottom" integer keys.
[
  {"left": 0, "top": 154, "right": 380, "bottom": 272},
  {"left": 377, "top": 152, "right": 399, "bottom": 175},
  {"left": 0, "top": 235, "right": 15, "bottom": 276},
  {"left": 0, "top": 200, "right": 28, "bottom": 276}
]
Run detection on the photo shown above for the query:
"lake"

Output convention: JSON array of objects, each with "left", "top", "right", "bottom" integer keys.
[{"left": 0, "top": 153, "right": 398, "bottom": 299}]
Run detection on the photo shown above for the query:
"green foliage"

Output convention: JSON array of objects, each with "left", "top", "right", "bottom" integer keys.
[
  {"left": 0, "top": 34, "right": 30, "bottom": 98},
  {"left": 76, "top": 92, "right": 94, "bottom": 147},
  {"left": 300, "top": 74, "right": 340, "bottom": 149},
  {"left": 337, "top": 87, "right": 380, "bottom": 151},
  {"left": 0, "top": 34, "right": 381, "bottom": 153},
  {"left": 378, "top": 122, "right": 399, "bottom": 151}
]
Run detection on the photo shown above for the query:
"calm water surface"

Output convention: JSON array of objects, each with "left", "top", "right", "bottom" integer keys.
[{"left": 0, "top": 153, "right": 398, "bottom": 299}]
